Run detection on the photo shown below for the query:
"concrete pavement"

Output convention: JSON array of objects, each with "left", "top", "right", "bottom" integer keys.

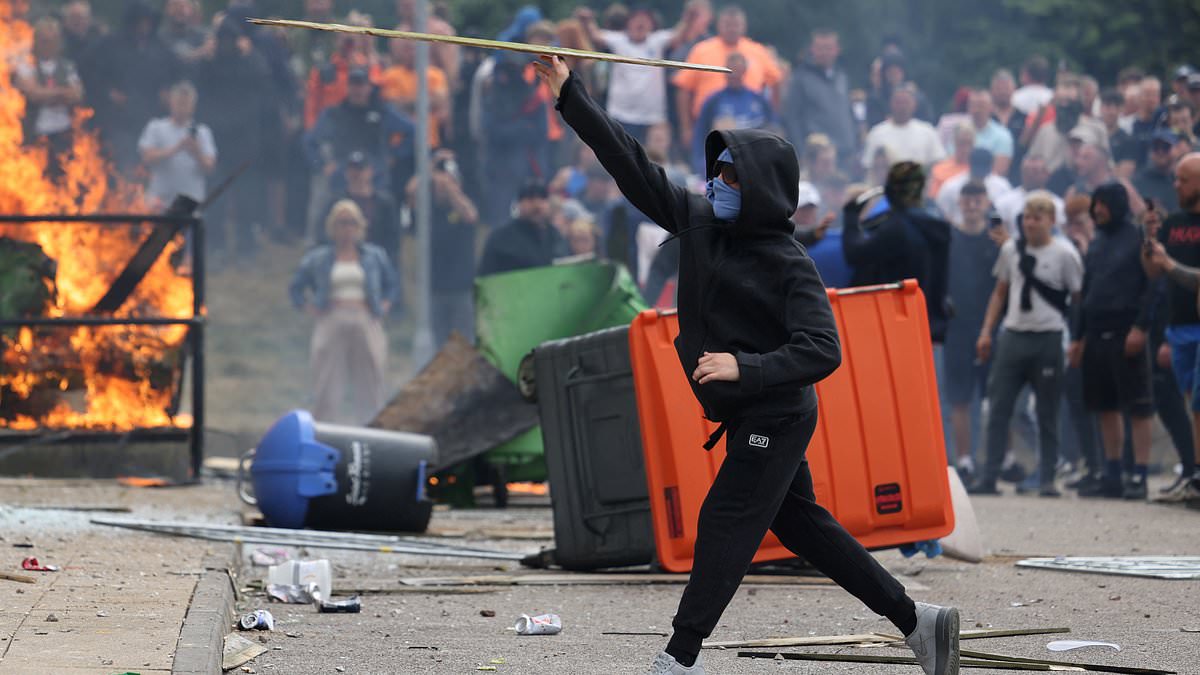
[{"left": 2, "top": 477, "right": 1198, "bottom": 674}]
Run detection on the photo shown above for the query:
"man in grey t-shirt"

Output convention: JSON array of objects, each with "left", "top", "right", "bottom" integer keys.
[
  {"left": 138, "top": 81, "right": 216, "bottom": 208},
  {"left": 969, "top": 191, "right": 1083, "bottom": 496}
]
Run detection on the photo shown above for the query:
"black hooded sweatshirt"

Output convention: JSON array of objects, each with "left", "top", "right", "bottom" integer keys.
[
  {"left": 1073, "top": 182, "right": 1159, "bottom": 336},
  {"left": 556, "top": 73, "right": 841, "bottom": 422},
  {"left": 841, "top": 200, "right": 951, "bottom": 342}
]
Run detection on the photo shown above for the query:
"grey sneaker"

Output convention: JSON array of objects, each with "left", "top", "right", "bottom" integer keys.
[
  {"left": 904, "top": 602, "right": 960, "bottom": 675},
  {"left": 646, "top": 651, "right": 704, "bottom": 675}
]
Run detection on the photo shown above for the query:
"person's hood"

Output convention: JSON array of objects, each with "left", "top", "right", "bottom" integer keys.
[
  {"left": 496, "top": 6, "right": 543, "bottom": 42},
  {"left": 121, "top": 0, "right": 160, "bottom": 34},
  {"left": 704, "top": 128, "right": 799, "bottom": 234},
  {"left": 1091, "top": 181, "right": 1131, "bottom": 232}
]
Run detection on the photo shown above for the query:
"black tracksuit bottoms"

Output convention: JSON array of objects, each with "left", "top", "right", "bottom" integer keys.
[{"left": 668, "top": 407, "right": 917, "bottom": 655}]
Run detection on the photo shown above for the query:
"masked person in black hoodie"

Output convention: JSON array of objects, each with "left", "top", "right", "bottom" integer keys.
[
  {"left": 534, "top": 55, "right": 961, "bottom": 675},
  {"left": 1070, "top": 183, "right": 1160, "bottom": 500}
]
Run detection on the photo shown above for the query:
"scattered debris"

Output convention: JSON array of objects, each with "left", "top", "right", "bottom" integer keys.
[
  {"left": 515, "top": 613, "right": 562, "bottom": 636},
  {"left": 1181, "top": 628, "right": 1200, "bottom": 633},
  {"left": 20, "top": 504, "right": 132, "bottom": 513},
  {"left": 335, "top": 667, "right": 346, "bottom": 673},
  {"left": 268, "top": 560, "right": 332, "bottom": 599},
  {"left": 224, "top": 632, "right": 270, "bottom": 670},
  {"left": 1010, "top": 598, "right": 1044, "bottom": 607},
  {"left": 0, "top": 571, "right": 35, "bottom": 584},
  {"left": 267, "top": 583, "right": 315, "bottom": 604},
  {"left": 476, "top": 667, "right": 496, "bottom": 672},
  {"left": 398, "top": 573, "right": 837, "bottom": 588},
  {"left": 44, "top": 613, "right": 58, "bottom": 622},
  {"left": 741, "top": 649, "right": 1177, "bottom": 674},
  {"left": 239, "top": 610, "right": 275, "bottom": 631},
  {"left": 21, "top": 557, "right": 58, "bottom": 572},
  {"left": 604, "top": 631, "right": 669, "bottom": 637},
  {"left": 1047, "top": 640, "right": 1121, "bottom": 652},
  {"left": 316, "top": 596, "right": 361, "bottom": 614},
  {"left": 91, "top": 517, "right": 525, "bottom": 562},
  {"left": 489, "top": 658, "right": 506, "bottom": 665},
  {"left": 705, "top": 627, "right": 1071, "bottom": 650},
  {"left": 284, "top": 632, "right": 302, "bottom": 638},
  {"left": 480, "top": 610, "right": 496, "bottom": 617},
  {"left": 96, "top": 610, "right": 108, "bottom": 617},
  {"left": 1016, "top": 556, "right": 1200, "bottom": 580},
  {"left": 251, "top": 548, "right": 290, "bottom": 567}
]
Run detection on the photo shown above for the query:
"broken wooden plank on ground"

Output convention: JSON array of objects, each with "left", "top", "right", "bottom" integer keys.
[
  {"left": 0, "top": 571, "right": 35, "bottom": 584},
  {"left": 739, "top": 649, "right": 1176, "bottom": 675},
  {"left": 705, "top": 626, "right": 1070, "bottom": 650},
  {"left": 397, "top": 573, "right": 839, "bottom": 587}
]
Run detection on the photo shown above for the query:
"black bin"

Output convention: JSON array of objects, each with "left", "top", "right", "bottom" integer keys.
[
  {"left": 534, "top": 326, "right": 655, "bottom": 570},
  {"left": 240, "top": 410, "right": 436, "bottom": 532}
]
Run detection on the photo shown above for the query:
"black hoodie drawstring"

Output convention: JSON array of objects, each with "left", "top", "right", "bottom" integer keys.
[
  {"left": 703, "top": 422, "right": 727, "bottom": 451},
  {"left": 658, "top": 223, "right": 728, "bottom": 247}
]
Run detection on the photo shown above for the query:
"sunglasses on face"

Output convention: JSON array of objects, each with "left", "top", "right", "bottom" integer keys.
[{"left": 713, "top": 161, "right": 738, "bottom": 185}]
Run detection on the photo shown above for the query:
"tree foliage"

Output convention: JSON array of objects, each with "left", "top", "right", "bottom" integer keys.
[{"left": 37, "top": 0, "right": 1200, "bottom": 111}]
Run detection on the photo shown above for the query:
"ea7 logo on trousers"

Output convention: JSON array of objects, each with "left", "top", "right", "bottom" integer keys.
[{"left": 748, "top": 434, "right": 770, "bottom": 448}]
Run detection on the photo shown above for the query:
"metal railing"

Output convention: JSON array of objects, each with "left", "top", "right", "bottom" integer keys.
[{"left": 0, "top": 213, "right": 205, "bottom": 478}]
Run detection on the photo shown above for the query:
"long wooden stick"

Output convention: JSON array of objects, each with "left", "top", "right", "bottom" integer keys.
[{"left": 247, "top": 18, "right": 732, "bottom": 73}]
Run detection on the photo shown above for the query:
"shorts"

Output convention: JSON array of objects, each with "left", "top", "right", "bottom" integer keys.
[
  {"left": 1166, "top": 324, "right": 1200, "bottom": 409},
  {"left": 940, "top": 336, "right": 989, "bottom": 405},
  {"left": 1082, "top": 329, "right": 1154, "bottom": 416}
]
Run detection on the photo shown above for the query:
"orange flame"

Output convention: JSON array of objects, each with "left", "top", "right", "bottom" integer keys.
[{"left": 0, "top": 0, "right": 194, "bottom": 431}]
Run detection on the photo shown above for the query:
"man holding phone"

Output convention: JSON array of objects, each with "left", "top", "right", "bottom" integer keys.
[{"left": 1146, "top": 153, "right": 1200, "bottom": 502}]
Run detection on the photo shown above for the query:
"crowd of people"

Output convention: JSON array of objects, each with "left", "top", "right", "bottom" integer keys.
[{"left": 14, "top": 0, "right": 1200, "bottom": 504}]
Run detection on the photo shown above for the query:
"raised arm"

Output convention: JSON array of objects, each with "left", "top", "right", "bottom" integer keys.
[{"left": 535, "top": 56, "right": 690, "bottom": 234}]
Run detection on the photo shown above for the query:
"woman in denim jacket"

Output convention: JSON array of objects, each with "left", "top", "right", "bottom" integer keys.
[{"left": 289, "top": 199, "right": 400, "bottom": 423}]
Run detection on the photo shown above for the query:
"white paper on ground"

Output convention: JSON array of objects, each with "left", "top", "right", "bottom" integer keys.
[{"left": 1046, "top": 640, "right": 1121, "bottom": 652}]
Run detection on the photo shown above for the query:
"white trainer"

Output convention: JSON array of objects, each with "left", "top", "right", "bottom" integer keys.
[
  {"left": 646, "top": 651, "right": 705, "bottom": 674},
  {"left": 904, "top": 602, "right": 960, "bottom": 675}
]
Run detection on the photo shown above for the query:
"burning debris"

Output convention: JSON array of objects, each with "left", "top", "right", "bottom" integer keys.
[{"left": 0, "top": 0, "right": 193, "bottom": 432}]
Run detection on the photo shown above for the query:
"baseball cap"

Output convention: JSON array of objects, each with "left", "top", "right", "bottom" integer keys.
[
  {"left": 346, "top": 151, "right": 369, "bottom": 168},
  {"left": 1067, "top": 123, "right": 1109, "bottom": 154},
  {"left": 347, "top": 67, "right": 370, "bottom": 84},
  {"left": 968, "top": 147, "right": 993, "bottom": 176},
  {"left": 796, "top": 181, "right": 821, "bottom": 209},
  {"left": 1152, "top": 128, "right": 1181, "bottom": 148},
  {"left": 1175, "top": 65, "right": 1196, "bottom": 80},
  {"left": 517, "top": 179, "right": 549, "bottom": 201}
]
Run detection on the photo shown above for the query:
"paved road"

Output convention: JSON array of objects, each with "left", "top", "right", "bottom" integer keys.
[{"left": 242, "top": 487, "right": 1200, "bottom": 674}]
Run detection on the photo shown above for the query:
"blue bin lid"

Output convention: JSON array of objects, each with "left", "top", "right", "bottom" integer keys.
[{"left": 251, "top": 410, "right": 340, "bottom": 528}]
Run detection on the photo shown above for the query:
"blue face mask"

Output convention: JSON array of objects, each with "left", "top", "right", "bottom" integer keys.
[{"left": 706, "top": 175, "right": 741, "bottom": 222}]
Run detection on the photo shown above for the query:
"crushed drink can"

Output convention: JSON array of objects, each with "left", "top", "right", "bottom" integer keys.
[
  {"left": 317, "top": 595, "right": 362, "bottom": 613},
  {"left": 238, "top": 609, "right": 275, "bottom": 631},
  {"left": 515, "top": 613, "right": 562, "bottom": 635}
]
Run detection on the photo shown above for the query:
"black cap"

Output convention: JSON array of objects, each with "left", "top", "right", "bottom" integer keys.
[
  {"left": 346, "top": 151, "right": 369, "bottom": 169},
  {"left": 517, "top": 179, "right": 549, "bottom": 201},
  {"left": 347, "top": 68, "right": 370, "bottom": 84}
]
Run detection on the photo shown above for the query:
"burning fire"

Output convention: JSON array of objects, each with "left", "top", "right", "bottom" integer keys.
[{"left": 0, "top": 1, "right": 194, "bottom": 430}]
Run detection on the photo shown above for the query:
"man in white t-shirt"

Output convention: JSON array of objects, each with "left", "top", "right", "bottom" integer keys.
[
  {"left": 861, "top": 84, "right": 945, "bottom": 170},
  {"left": 577, "top": 4, "right": 701, "bottom": 142},
  {"left": 936, "top": 148, "right": 1012, "bottom": 224},
  {"left": 138, "top": 81, "right": 217, "bottom": 208},
  {"left": 1012, "top": 55, "right": 1054, "bottom": 115},
  {"left": 969, "top": 192, "right": 1083, "bottom": 497},
  {"left": 994, "top": 154, "right": 1066, "bottom": 233}
]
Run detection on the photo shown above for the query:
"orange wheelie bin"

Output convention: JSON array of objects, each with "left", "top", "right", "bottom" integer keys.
[{"left": 629, "top": 280, "right": 955, "bottom": 573}]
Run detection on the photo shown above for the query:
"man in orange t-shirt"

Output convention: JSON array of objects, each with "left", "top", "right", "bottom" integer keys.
[
  {"left": 672, "top": 5, "right": 783, "bottom": 146},
  {"left": 379, "top": 25, "right": 450, "bottom": 147}
]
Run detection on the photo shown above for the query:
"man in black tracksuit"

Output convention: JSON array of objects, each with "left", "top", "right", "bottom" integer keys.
[{"left": 533, "top": 55, "right": 961, "bottom": 675}]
